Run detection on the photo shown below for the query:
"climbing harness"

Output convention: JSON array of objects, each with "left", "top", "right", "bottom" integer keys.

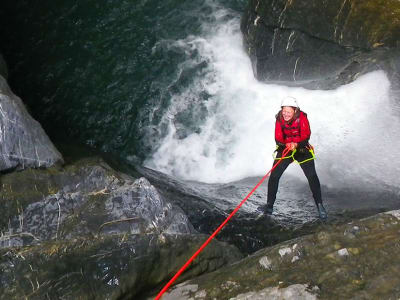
[
  {"left": 154, "top": 147, "right": 291, "bottom": 300},
  {"left": 273, "top": 145, "right": 315, "bottom": 165}
]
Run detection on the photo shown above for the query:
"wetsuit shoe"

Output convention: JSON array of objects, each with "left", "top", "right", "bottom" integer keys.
[
  {"left": 265, "top": 206, "right": 273, "bottom": 215},
  {"left": 317, "top": 203, "right": 327, "bottom": 220},
  {"left": 255, "top": 205, "right": 273, "bottom": 219}
]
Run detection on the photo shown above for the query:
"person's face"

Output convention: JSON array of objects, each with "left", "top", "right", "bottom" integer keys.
[{"left": 282, "top": 106, "right": 295, "bottom": 121}]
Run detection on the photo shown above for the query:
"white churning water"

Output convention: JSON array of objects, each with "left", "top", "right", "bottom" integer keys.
[{"left": 145, "top": 5, "right": 400, "bottom": 187}]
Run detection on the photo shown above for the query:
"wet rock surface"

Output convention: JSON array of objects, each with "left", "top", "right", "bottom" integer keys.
[
  {"left": 241, "top": 0, "right": 400, "bottom": 89},
  {"left": 134, "top": 164, "right": 400, "bottom": 255},
  {"left": 143, "top": 210, "right": 400, "bottom": 300},
  {"left": 0, "top": 234, "right": 241, "bottom": 300},
  {"left": 0, "top": 75, "right": 63, "bottom": 171},
  {"left": 133, "top": 166, "right": 320, "bottom": 255},
  {"left": 0, "top": 156, "right": 242, "bottom": 299},
  {"left": 0, "top": 157, "right": 193, "bottom": 247}
]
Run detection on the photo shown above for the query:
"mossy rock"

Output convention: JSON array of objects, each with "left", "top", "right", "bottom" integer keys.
[
  {"left": 0, "top": 166, "right": 64, "bottom": 230},
  {"left": 0, "top": 155, "right": 243, "bottom": 299},
  {"left": 0, "top": 156, "right": 192, "bottom": 247},
  {"left": 145, "top": 210, "right": 400, "bottom": 299}
]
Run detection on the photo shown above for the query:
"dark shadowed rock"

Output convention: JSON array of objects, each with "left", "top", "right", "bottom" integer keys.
[
  {"left": 0, "top": 75, "right": 63, "bottom": 171},
  {"left": 0, "top": 234, "right": 242, "bottom": 300},
  {"left": 0, "top": 54, "right": 7, "bottom": 79},
  {"left": 241, "top": 0, "right": 400, "bottom": 89},
  {"left": 143, "top": 210, "right": 400, "bottom": 300},
  {"left": 247, "top": 0, "right": 400, "bottom": 49}
]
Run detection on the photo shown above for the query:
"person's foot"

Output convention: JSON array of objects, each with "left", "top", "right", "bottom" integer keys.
[
  {"left": 316, "top": 203, "right": 327, "bottom": 220},
  {"left": 265, "top": 206, "right": 273, "bottom": 215},
  {"left": 255, "top": 205, "right": 273, "bottom": 218}
]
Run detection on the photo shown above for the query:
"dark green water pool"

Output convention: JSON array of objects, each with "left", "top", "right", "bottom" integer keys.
[{"left": 0, "top": 0, "right": 247, "bottom": 162}]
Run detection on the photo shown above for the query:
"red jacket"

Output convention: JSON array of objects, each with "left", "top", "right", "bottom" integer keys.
[{"left": 275, "top": 111, "right": 311, "bottom": 147}]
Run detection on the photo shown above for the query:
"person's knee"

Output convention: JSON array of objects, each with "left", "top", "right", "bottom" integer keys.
[{"left": 270, "top": 170, "right": 283, "bottom": 181}]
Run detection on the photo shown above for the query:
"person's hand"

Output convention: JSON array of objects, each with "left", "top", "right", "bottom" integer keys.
[{"left": 285, "top": 142, "right": 297, "bottom": 151}]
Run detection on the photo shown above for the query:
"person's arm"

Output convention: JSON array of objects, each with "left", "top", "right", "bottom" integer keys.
[
  {"left": 275, "top": 119, "right": 285, "bottom": 148},
  {"left": 297, "top": 113, "right": 311, "bottom": 148}
]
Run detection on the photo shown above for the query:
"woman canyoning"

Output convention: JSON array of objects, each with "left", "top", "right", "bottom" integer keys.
[{"left": 259, "top": 96, "right": 328, "bottom": 220}]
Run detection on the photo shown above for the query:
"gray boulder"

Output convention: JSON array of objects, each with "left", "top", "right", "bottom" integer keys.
[
  {"left": 241, "top": 0, "right": 400, "bottom": 89},
  {"left": 0, "top": 75, "right": 63, "bottom": 171},
  {"left": 0, "top": 157, "right": 242, "bottom": 299},
  {"left": 0, "top": 157, "right": 193, "bottom": 247}
]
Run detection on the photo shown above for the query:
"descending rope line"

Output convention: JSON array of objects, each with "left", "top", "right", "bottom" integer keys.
[{"left": 154, "top": 147, "right": 291, "bottom": 300}]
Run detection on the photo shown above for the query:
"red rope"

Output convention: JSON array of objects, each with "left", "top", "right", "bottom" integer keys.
[{"left": 154, "top": 147, "right": 291, "bottom": 300}]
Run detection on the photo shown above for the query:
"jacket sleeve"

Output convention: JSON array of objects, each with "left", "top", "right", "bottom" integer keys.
[
  {"left": 297, "top": 113, "right": 311, "bottom": 148},
  {"left": 275, "top": 119, "right": 285, "bottom": 146}
]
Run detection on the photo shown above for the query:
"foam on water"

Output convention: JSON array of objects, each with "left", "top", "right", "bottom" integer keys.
[{"left": 145, "top": 4, "right": 400, "bottom": 187}]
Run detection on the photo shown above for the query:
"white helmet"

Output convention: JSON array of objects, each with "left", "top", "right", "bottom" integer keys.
[{"left": 281, "top": 96, "right": 299, "bottom": 108}]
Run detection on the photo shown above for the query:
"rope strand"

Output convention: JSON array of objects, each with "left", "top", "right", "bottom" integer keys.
[{"left": 154, "top": 147, "right": 291, "bottom": 300}]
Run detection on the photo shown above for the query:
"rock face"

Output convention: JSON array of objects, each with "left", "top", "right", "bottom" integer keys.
[
  {"left": 241, "top": 0, "right": 400, "bottom": 89},
  {"left": 0, "top": 234, "right": 242, "bottom": 300},
  {"left": 0, "top": 157, "right": 192, "bottom": 247},
  {"left": 0, "top": 74, "right": 63, "bottom": 171},
  {"left": 144, "top": 210, "right": 400, "bottom": 299},
  {"left": 0, "top": 157, "right": 242, "bottom": 299},
  {"left": 135, "top": 166, "right": 326, "bottom": 255}
]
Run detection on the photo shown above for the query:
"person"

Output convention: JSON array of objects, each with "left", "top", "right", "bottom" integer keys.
[{"left": 260, "top": 96, "right": 327, "bottom": 220}]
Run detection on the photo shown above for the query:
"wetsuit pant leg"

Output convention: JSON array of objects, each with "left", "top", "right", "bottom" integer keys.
[
  {"left": 299, "top": 159, "right": 322, "bottom": 204},
  {"left": 267, "top": 158, "right": 292, "bottom": 208}
]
